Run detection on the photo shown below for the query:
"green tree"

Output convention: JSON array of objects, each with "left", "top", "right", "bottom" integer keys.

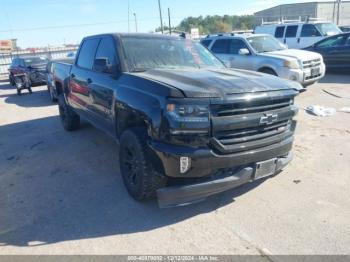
[{"left": 172, "top": 15, "right": 254, "bottom": 35}]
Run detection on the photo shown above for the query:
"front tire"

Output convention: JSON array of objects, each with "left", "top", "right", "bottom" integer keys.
[
  {"left": 58, "top": 94, "right": 80, "bottom": 131},
  {"left": 260, "top": 68, "right": 277, "bottom": 76},
  {"left": 119, "top": 128, "right": 167, "bottom": 201}
]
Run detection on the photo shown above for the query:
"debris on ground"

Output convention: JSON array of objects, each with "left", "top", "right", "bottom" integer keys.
[
  {"left": 323, "top": 89, "right": 350, "bottom": 100},
  {"left": 306, "top": 105, "right": 336, "bottom": 117},
  {"left": 339, "top": 107, "right": 350, "bottom": 113}
]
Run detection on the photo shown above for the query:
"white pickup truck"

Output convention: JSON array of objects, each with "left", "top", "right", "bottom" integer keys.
[{"left": 201, "top": 33, "right": 326, "bottom": 87}]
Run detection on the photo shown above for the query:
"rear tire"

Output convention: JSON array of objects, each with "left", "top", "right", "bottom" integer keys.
[
  {"left": 48, "top": 86, "right": 57, "bottom": 102},
  {"left": 58, "top": 94, "right": 80, "bottom": 131},
  {"left": 9, "top": 76, "right": 15, "bottom": 86},
  {"left": 119, "top": 128, "right": 167, "bottom": 201}
]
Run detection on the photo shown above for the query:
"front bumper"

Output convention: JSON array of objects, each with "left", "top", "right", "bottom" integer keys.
[
  {"left": 149, "top": 135, "right": 294, "bottom": 178},
  {"left": 157, "top": 152, "right": 292, "bottom": 208},
  {"left": 278, "top": 64, "right": 325, "bottom": 85}
]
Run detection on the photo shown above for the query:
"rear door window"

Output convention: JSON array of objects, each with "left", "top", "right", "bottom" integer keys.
[
  {"left": 201, "top": 40, "right": 212, "bottom": 48},
  {"left": 301, "top": 24, "right": 321, "bottom": 37},
  {"left": 275, "top": 26, "right": 285, "bottom": 38},
  {"left": 76, "top": 38, "right": 100, "bottom": 70},
  {"left": 285, "top": 26, "right": 298, "bottom": 38},
  {"left": 211, "top": 39, "right": 230, "bottom": 54}
]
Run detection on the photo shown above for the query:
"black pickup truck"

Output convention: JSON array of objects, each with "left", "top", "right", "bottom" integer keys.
[{"left": 54, "top": 33, "right": 301, "bottom": 208}]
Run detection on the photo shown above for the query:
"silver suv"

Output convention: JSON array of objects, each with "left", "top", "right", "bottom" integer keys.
[{"left": 202, "top": 33, "right": 326, "bottom": 87}]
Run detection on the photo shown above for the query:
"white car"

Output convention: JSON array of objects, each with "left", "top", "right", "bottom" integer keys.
[
  {"left": 202, "top": 33, "right": 326, "bottom": 87},
  {"left": 254, "top": 21, "right": 342, "bottom": 49}
]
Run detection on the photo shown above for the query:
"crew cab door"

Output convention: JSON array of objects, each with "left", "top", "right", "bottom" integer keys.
[
  {"left": 88, "top": 36, "right": 121, "bottom": 134},
  {"left": 69, "top": 38, "right": 100, "bottom": 116}
]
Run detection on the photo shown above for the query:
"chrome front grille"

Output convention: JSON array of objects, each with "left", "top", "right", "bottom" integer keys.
[
  {"left": 210, "top": 98, "right": 292, "bottom": 117},
  {"left": 210, "top": 97, "right": 297, "bottom": 155},
  {"left": 303, "top": 58, "right": 321, "bottom": 69}
]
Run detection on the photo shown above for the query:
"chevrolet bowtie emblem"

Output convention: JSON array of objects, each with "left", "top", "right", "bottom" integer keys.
[{"left": 259, "top": 113, "right": 278, "bottom": 125}]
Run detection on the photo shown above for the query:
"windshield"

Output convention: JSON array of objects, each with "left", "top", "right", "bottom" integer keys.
[
  {"left": 121, "top": 37, "right": 225, "bottom": 72},
  {"left": 247, "top": 35, "right": 287, "bottom": 53},
  {"left": 24, "top": 57, "right": 48, "bottom": 66},
  {"left": 315, "top": 23, "right": 342, "bottom": 36}
]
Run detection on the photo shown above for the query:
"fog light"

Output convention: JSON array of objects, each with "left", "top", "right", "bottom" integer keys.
[{"left": 180, "top": 157, "right": 191, "bottom": 174}]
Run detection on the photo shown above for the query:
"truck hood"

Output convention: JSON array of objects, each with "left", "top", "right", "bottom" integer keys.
[
  {"left": 134, "top": 68, "right": 301, "bottom": 98},
  {"left": 261, "top": 49, "right": 321, "bottom": 62}
]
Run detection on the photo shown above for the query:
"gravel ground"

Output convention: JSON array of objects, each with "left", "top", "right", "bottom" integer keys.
[{"left": 0, "top": 74, "right": 349, "bottom": 255}]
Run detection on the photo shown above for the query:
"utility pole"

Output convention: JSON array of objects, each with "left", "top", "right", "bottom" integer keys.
[
  {"left": 133, "top": 13, "right": 138, "bottom": 32},
  {"left": 158, "top": 0, "right": 164, "bottom": 34},
  {"left": 168, "top": 8, "right": 171, "bottom": 35},
  {"left": 337, "top": 0, "right": 341, "bottom": 25},
  {"left": 128, "top": 0, "right": 130, "bottom": 33}
]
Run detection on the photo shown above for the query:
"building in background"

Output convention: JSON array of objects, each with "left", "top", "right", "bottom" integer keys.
[
  {"left": 254, "top": 1, "right": 350, "bottom": 26},
  {"left": 0, "top": 39, "right": 17, "bottom": 53}
]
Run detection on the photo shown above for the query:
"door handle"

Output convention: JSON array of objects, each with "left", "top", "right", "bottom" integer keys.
[
  {"left": 87, "top": 78, "right": 92, "bottom": 84},
  {"left": 297, "top": 38, "right": 300, "bottom": 43}
]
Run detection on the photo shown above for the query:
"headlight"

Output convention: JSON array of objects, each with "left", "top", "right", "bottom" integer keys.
[
  {"left": 166, "top": 103, "right": 209, "bottom": 122},
  {"left": 283, "top": 60, "right": 300, "bottom": 69}
]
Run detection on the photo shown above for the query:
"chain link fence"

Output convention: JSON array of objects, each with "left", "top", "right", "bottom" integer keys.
[{"left": 0, "top": 47, "right": 78, "bottom": 80}]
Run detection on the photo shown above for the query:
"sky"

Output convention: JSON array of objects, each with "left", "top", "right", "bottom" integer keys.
[{"left": 0, "top": 0, "right": 328, "bottom": 48}]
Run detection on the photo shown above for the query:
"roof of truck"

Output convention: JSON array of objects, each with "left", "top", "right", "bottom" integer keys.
[{"left": 84, "top": 33, "right": 184, "bottom": 41}]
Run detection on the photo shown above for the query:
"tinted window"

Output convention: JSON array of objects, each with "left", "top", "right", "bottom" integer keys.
[
  {"left": 19, "top": 59, "right": 25, "bottom": 67},
  {"left": 94, "top": 37, "right": 119, "bottom": 74},
  {"left": 285, "top": 26, "right": 298, "bottom": 38},
  {"left": 275, "top": 26, "right": 285, "bottom": 38},
  {"left": 301, "top": 24, "right": 321, "bottom": 37},
  {"left": 229, "top": 39, "right": 248, "bottom": 54},
  {"left": 77, "top": 38, "right": 100, "bottom": 70},
  {"left": 345, "top": 36, "right": 350, "bottom": 46},
  {"left": 201, "top": 40, "right": 212, "bottom": 48},
  {"left": 211, "top": 39, "right": 230, "bottom": 54},
  {"left": 317, "top": 35, "right": 345, "bottom": 48},
  {"left": 23, "top": 57, "right": 48, "bottom": 66},
  {"left": 11, "top": 59, "right": 18, "bottom": 66}
]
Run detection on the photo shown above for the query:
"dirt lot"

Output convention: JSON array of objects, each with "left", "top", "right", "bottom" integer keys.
[{"left": 0, "top": 74, "right": 350, "bottom": 255}]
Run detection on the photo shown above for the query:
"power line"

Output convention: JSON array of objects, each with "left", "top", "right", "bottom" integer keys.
[{"left": 0, "top": 17, "right": 181, "bottom": 33}]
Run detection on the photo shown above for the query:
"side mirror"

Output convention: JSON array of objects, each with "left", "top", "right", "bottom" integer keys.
[
  {"left": 238, "top": 48, "right": 250, "bottom": 56},
  {"left": 94, "top": 58, "right": 118, "bottom": 75}
]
